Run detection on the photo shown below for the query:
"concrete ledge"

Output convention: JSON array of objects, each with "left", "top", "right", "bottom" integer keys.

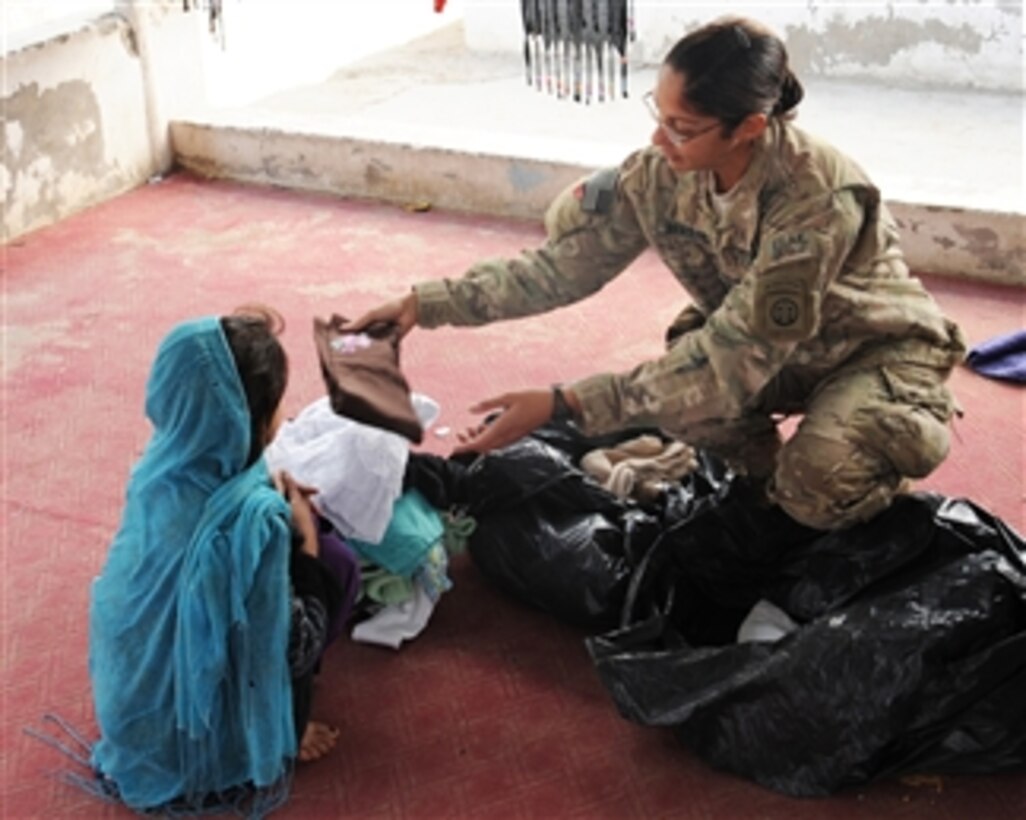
[
  {"left": 889, "top": 204, "right": 1024, "bottom": 288},
  {"left": 170, "top": 21, "right": 1023, "bottom": 287},
  {"left": 172, "top": 120, "right": 1023, "bottom": 287},
  {"left": 171, "top": 122, "right": 589, "bottom": 223}
]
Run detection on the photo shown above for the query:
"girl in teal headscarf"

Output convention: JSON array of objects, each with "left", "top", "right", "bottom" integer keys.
[{"left": 88, "top": 309, "right": 340, "bottom": 815}]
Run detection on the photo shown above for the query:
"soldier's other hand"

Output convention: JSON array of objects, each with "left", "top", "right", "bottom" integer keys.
[
  {"left": 452, "top": 389, "right": 555, "bottom": 455},
  {"left": 345, "top": 291, "right": 419, "bottom": 339}
]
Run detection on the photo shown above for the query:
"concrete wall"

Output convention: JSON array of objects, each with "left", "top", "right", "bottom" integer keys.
[
  {"left": 464, "top": 0, "right": 1024, "bottom": 92},
  {"left": 199, "top": 0, "right": 467, "bottom": 108},
  {"left": 5, "top": 0, "right": 114, "bottom": 42},
  {"left": 2, "top": 5, "right": 208, "bottom": 242},
  {"left": 4, "top": 14, "right": 152, "bottom": 242},
  {"left": 3, "top": 1, "right": 463, "bottom": 242}
]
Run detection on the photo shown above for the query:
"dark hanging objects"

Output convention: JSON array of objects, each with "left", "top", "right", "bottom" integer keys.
[
  {"left": 521, "top": 0, "right": 635, "bottom": 103},
  {"left": 183, "top": 0, "right": 224, "bottom": 47}
]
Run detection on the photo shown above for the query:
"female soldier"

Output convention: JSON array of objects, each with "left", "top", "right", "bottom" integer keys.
[{"left": 349, "top": 16, "right": 965, "bottom": 531}]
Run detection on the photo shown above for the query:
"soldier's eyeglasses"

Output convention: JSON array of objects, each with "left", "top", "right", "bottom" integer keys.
[{"left": 643, "top": 91, "right": 721, "bottom": 146}]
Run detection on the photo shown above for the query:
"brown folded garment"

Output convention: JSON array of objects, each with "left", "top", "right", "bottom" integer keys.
[{"left": 313, "top": 315, "right": 423, "bottom": 444}]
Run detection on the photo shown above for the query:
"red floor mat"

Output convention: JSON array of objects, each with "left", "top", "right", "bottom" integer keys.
[{"left": 3, "top": 174, "right": 1024, "bottom": 818}]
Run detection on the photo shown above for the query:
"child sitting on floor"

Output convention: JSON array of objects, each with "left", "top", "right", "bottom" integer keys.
[{"left": 88, "top": 307, "right": 351, "bottom": 814}]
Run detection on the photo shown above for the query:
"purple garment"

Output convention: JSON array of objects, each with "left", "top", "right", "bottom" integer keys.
[
  {"left": 316, "top": 520, "right": 361, "bottom": 646},
  {"left": 966, "top": 330, "right": 1026, "bottom": 384}
]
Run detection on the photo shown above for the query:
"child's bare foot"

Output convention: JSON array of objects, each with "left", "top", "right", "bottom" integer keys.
[{"left": 298, "top": 720, "right": 339, "bottom": 762}]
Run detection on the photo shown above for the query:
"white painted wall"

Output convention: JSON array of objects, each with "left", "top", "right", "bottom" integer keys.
[
  {"left": 3, "top": 1, "right": 466, "bottom": 240},
  {"left": 6, "top": 0, "right": 1018, "bottom": 245},
  {"left": 464, "top": 0, "right": 1024, "bottom": 93},
  {"left": 4, "top": 0, "right": 115, "bottom": 48},
  {"left": 3, "top": 14, "right": 155, "bottom": 240},
  {"left": 198, "top": 0, "right": 467, "bottom": 108},
  {"left": 6, "top": 1, "right": 468, "bottom": 112}
]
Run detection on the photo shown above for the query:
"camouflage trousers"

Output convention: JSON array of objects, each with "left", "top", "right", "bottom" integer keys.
[{"left": 663, "top": 360, "right": 959, "bottom": 530}]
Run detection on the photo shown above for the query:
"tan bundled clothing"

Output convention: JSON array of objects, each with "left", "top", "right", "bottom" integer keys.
[{"left": 580, "top": 435, "right": 698, "bottom": 503}]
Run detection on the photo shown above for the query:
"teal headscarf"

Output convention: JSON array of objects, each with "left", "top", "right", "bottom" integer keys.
[{"left": 89, "top": 317, "right": 296, "bottom": 810}]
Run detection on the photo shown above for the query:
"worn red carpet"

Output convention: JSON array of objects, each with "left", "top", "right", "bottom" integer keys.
[{"left": 3, "top": 174, "right": 1023, "bottom": 818}]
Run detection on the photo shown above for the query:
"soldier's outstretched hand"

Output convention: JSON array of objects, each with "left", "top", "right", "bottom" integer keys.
[
  {"left": 452, "top": 389, "right": 556, "bottom": 455},
  {"left": 344, "top": 291, "right": 419, "bottom": 338}
]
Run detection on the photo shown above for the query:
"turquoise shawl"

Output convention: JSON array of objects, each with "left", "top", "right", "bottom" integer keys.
[{"left": 89, "top": 317, "right": 296, "bottom": 810}]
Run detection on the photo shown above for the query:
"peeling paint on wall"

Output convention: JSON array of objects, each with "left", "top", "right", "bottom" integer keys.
[
  {"left": 518, "top": 3, "right": 1023, "bottom": 92},
  {"left": 2, "top": 80, "right": 118, "bottom": 236},
  {"left": 364, "top": 159, "right": 390, "bottom": 187},
  {"left": 952, "top": 222, "right": 1024, "bottom": 277},
  {"left": 897, "top": 205, "right": 1024, "bottom": 285},
  {"left": 508, "top": 161, "right": 548, "bottom": 192},
  {"left": 787, "top": 15, "right": 985, "bottom": 76},
  {"left": 3, "top": 11, "right": 182, "bottom": 241}
]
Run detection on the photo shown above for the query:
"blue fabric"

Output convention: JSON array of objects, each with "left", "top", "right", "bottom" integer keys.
[
  {"left": 350, "top": 489, "right": 444, "bottom": 577},
  {"left": 966, "top": 329, "right": 1026, "bottom": 384},
  {"left": 89, "top": 317, "right": 296, "bottom": 811}
]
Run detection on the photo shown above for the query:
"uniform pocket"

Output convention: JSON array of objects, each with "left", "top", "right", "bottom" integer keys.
[
  {"left": 873, "top": 363, "right": 955, "bottom": 477},
  {"left": 880, "top": 363, "right": 956, "bottom": 423}
]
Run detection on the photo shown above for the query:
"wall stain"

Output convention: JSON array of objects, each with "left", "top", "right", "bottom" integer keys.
[
  {"left": 2, "top": 80, "right": 113, "bottom": 235},
  {"left": 897, "top": 216, "right": 925, "bottom": 234},
  {"left": 953, "top": 223, "right": 1023, "bottom": 276},
  {"left": 507, "top": 161, "right": 548, "bottom": 192},
  {"left": 119, "top": 20, "right": 140, "bottom": 58},
  {"left": 787, "top": 15, "right": 985, "bottom": 76},
  {"left": 364, "top": 159, "right": 390, "bottom": 186}
]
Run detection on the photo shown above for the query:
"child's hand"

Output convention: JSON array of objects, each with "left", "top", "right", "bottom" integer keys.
[{"left": 275, "top": 471, "right": 320, "bottom": 557}]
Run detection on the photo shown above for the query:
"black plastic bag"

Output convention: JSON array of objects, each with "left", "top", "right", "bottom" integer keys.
[
  {"left": 467, "top": 502, "right": 642, "bottom": 629},
  {"left": 463, "top": 428, "right": 663, "bottom": 629},
  {"left": 588, "top": 491, "right": 1026, "bottom": 795},
  {"left": 408, "top": 423, "right": 1026, "bottom": 795},
  {"left": 404, "top": 422, "right": 666, "bottom": 629}
]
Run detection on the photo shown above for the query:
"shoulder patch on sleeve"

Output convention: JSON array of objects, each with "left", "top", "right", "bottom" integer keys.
[
  {"left": 580, "top": 167, "right": 620, "bottom": 214},
  {"left": 753, "top": 260, "right": 821, "bottom": 342}
]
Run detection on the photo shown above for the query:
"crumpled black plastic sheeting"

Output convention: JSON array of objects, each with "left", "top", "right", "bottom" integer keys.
[
  {"left": 403, "top": 421, "right": 669, "bottom": 629},
  {"left": 405, "top": 423, "right": 1026, "bottom": 795},
  {"left": 588, "top": 494, "right": 1026, "bottom": 795}
]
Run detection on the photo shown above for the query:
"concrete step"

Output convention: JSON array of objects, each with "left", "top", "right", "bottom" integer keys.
[{"left": 171, "top": 22, "right": 1024, "bottom": 286}]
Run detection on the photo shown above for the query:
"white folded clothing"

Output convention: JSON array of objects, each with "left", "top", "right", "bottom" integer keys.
[
  {"left": 351, "top": 582, "right": 436, "bottom": 650},
  {"left": 265, "top": 396, "right": 408, "bottom": 543}
]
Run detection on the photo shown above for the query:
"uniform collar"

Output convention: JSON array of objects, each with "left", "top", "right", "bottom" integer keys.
[{"left": 672, "top": 119, "right": 783, "bottom": 253}]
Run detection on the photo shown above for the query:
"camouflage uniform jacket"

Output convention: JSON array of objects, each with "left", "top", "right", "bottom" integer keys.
[{"left": 413, "top": 119, "right": 964, "bottom": 436}]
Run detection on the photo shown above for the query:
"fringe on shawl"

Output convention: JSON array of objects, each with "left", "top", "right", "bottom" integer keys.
[{"left": 25, "top": 713, "right": 293, "bottom": 819}]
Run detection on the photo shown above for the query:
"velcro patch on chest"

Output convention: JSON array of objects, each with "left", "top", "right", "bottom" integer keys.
[{"left": 770, "top": 231, "right": 810, "bottom": 260}]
